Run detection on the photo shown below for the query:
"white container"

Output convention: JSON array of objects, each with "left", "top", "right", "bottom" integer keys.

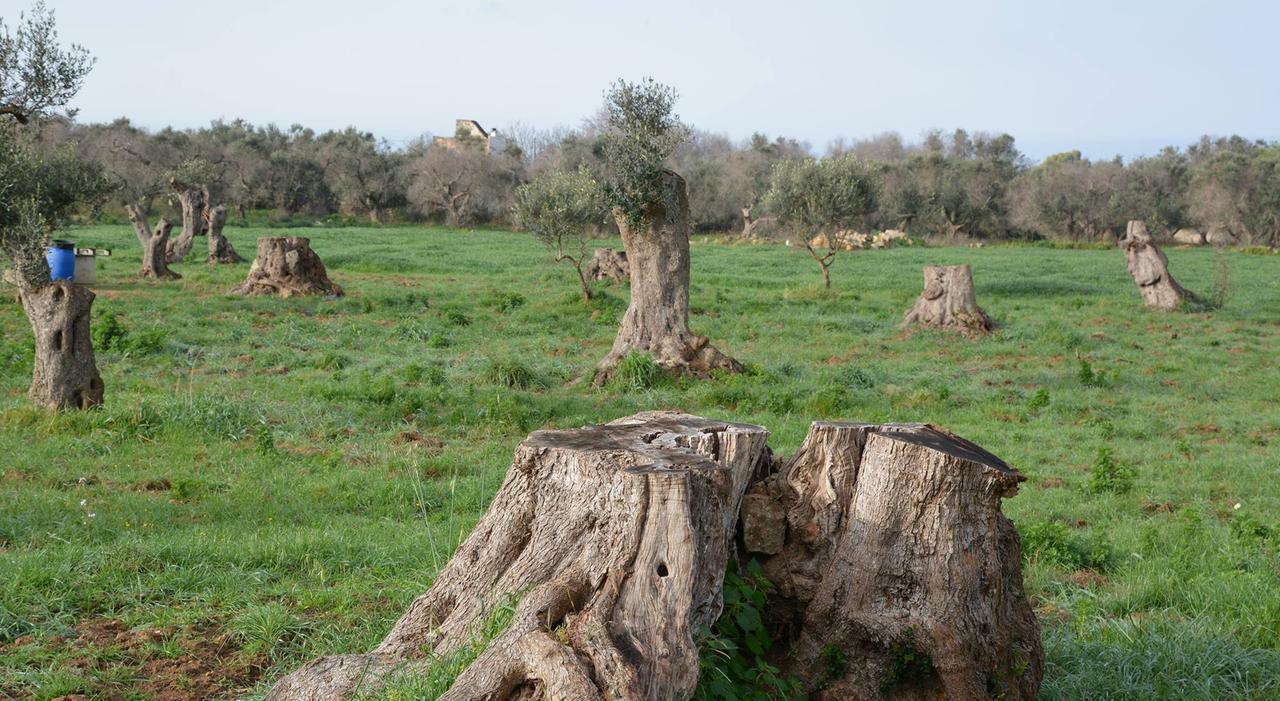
[{"left": 73, "top": 248, "right": 109, "bottom": 285}]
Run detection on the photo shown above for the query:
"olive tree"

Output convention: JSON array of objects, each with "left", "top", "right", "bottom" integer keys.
[
  {"left": 512, "top": 168, "right": 605, "bottom": 303},
  {"left": 0, "top": 2, "right": 110, "bottom": 409},
  {"left": 593, "top": 78, "right": 741, "bottom": 383},
  {"left": 764, "top": 155, "right": 879, "bottom": 288}
]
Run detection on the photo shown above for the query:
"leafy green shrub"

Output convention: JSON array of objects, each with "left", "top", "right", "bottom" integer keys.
[
  {"left": 482, "top": 291, "right": 526, "bottom": 313},
  {"left": 1028, "top": 388, "right": 1050, "bottom": 409},
  {"left": 444, "top": 310, "right": 472, "bottom": 327},
  {"left": 481, "top": 358, "right": 542, "bottom": 390},
  {"left": 694, "top": 560, "right": 805, "bottom": 701},
  {"left": 1020, "top": 520, "right": 1113, "bottom": 571},
  {"left": 91, "top": 311, "right": 128, "bottom": 351},
  {"left": 92, "top": 313, "right": 166, "bottom": 356},
  {"left": 609, "top": 352, "right": 666, "bottom": 391},
  {"left": 1088, "top": 447, "right": 1135, "bottom": 495}
]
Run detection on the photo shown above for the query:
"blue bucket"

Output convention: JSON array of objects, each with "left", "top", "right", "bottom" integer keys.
[{"left": 47, "top": 240, "right": 76, "bottom": 281}]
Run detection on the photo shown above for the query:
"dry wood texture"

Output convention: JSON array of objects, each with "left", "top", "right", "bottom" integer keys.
[
  {"left": 266, "top": 411, "right": 770, "bottom": 701},
  {"left": 1120, "top": 220, "right": 1191, "bottom": 310},
  {"left": 595, "top": 171, "right": 740, "bottom": 384},
  {"left": 19, "top": 281, "right": 104, "bottom": 409},
  {"left": 901, "top": 264, "right": 995, "bottom": 335},
  {"left": 230, "top": 237, "right": 343, "bottom": 297},
  {"left": 205, "top": 204, "right": 244, "bottom": 264},
  {"left": 585, "top": 248, "right": 629, "bottom": 282},
  {"left": 744, "top": 421, "right": 1042, "bottom": 700},
  {"left": 126, "top": 204, "right": 180, "bottom": 280}
]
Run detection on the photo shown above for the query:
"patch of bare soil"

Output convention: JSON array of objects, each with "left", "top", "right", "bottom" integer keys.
[{"left": 57, "top": 618, "right": 265, "bottom": 701}]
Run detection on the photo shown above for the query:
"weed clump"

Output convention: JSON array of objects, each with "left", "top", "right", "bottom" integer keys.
[
  {"left": 1088, "top": 447, "right": 1135, "bottom": 495},
  {"left": 609, "top": 352, "right": 666, "bottom": 391},
  {"left": 1020, "top": 520, "right": 1114, "bottom": 571},
  {"left": 481, "top": 358, "right": 542, "bottom": 390}
]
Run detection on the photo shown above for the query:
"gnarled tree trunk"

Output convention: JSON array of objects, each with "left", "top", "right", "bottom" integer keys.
[
  {"left": 584, "top": 247, "right": 629, "bottom": 282},
  {"left": 901, "top": 264, "right": 994, "bottom": 335},
  {"left": 743, "top": 421, "right": 1043, "bottom": 700},
  {"left": 594, "top": 171, "right": 741, "bottom": 384},
  {"left": 265, "top": 412, "right": 771, "bottom": 701},
  {"left": 19, "top": 281, "right": 104, "bottom": 410},
  {"left": 165, "top": 178, "right": 208, "bottom": 263},
  {"left": 126, "top": 204, "right": 180, "bottom": 280},
  {"left": 230, "top": 237, "right": 343, "bottom": 297},
  {"left": 205, "top": 204, "right": 244, "bottom": 264},
  {"left": 1120, "top": 220, "right": 1191, "bottom": 310}
]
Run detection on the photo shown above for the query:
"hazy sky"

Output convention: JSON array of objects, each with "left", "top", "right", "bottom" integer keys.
[{"left": 23, "top": 0, "right": 1279, "bottom": 161}]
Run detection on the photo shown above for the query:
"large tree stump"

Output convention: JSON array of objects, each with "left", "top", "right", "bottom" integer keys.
[
  {"left": 901, "top": 264, "right": 994, "bottom": 335},
  {"left": 164, "top": 178, "right": 208, "bottom": 263},
  {"left": 265, "top": 411, "right": 771, "bottom": 701},
  {"left": 1120, "top": 220, "right": 1191, "bottom": 310},
  {"left": 230, "top": 237, "right": 343, "bottom": 297},
  {"left": 744, "top": 422, "right": 1043, "bottom": 700},
  {"left": 19, "top": 282, "right": 104, "bottom": 410},
  {"left": 594, "top": 171, "right": 741, "bottom": 384},
  {"left": 126, "top": 204, "right": 180, "bottom": 280},
  {"left": 585, "top": 248, "right": 629, "bottom": 282},
  {"left": 205, "top": 204, "right": 244, "bottom": 264}
]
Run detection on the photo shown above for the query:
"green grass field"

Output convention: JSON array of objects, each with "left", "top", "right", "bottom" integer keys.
[{"left": 1, "top": 225, "right": 1278, "bottom": 700}]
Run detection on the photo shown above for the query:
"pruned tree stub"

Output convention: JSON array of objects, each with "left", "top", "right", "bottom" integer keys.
[
  {"left": 585, "top": 247, "right": 629, "bottom": 282},
  {"left": 745, "top": 421, "right": 1043, "bottom": 700},
  {"left": 126, "top": 204, "right": 180, "bottom": 280},
  {"left": 1120, "top": 220, "right": 1191, "bottom": 310},
  {"left": 205, "top": 204, "right": 244, "bottom": 264},
  {"left": 230, "top": 237, "right": 342, "bottom": 297},
  {"left": 595, "top": 171, "right": 741, "bottom": 384},
  {"left": 20, "top": 281, "right": 104, "bottom": 410},
  {"left": 265, "top": 411, "right": 771, "bottom": 701},
  {"left": 901, "top": 264, "right": 995, "bottom": 335}
]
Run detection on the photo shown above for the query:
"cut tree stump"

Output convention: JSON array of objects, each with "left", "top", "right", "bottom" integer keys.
[
  {"left": 230, "top": 237, "right": 343, "bottom": 297},
  {"left": 205, "top": 205, "right": 244, "bottom": 264},
  {"left": 165, "top": 178, "right": 208, "bottom": 264},
  {"left": 594, "top": 171, "right": 741, "bottom": 384},
  {"left": 19, "top": 281, "right": 104, "bottom": 410},
  {"left": 1120, "top": 220, "right": 1191, "bottom": 310},
  {"left": 265, "top": 411, "right": 771, "bottom": 701},
  {"left": 901, "top": 264, "right": 994, "bottom": 335},
  {"left": 585, "top": 248, "right": 629, "bottom": 282},
  {"left": 743, "top": 421, "right": 1043, "bottom": 700},
  {"left": 126, "top": 204, "right": 180, "bottom": 280}
]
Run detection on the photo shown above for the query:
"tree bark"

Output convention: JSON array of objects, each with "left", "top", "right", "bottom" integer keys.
[
  {"left": 584, "top": 248, "right": 629, "bottom": 283},
  {"left": 126, "top": 204, "right": 180, "bottom": 280},
  {"left": 743, "top": 421, "right": 1043, "bottom": 700},
  {"left": 19, "top": 282, "right": 104, "bottom": 410},
  {"left": 901, "top": 264, "right": 994, "bottom": 335},
  {"left": 265, "top": 411, "right": 771, "bottom": 701},
  {"left": 205, "top": 204, "right": 244, "bottom": 264},
  {"left": 594, "top": 171, "right": 741, "bottom": 384},
  {"left": 165, "top": 178, "right": 208, "bottom": 263},
  {"left": 1120, "top": 220, "right": 1191, "bottom": 310},
  {"left": 230, "top": 237, "right": 343, "bottom": 297}
]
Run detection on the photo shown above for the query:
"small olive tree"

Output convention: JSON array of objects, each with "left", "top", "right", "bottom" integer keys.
[
  {"left": 765, "top": 156, "right": 880, "bottom": 288},
  {"left": 592, "top": 78, "right": 741, "bottom": 382},
  {"left": 512, "top": 168, "right": 606, "bottom": 303},
  {"left": 1, "top": 2, "right": 110, "bottom": 410}
]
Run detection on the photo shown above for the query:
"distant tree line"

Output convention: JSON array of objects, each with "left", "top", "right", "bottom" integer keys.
[{"left": 22, "top": 114, "right": 1280, "bottom": 244}]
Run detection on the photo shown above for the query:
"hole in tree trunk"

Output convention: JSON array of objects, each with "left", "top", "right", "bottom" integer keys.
[
  {"left": 52, "top": 330, "right": 63, "bottom": 352},
  {"left": 656, "top": 562, "right": 669, "bottom": 577}
]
